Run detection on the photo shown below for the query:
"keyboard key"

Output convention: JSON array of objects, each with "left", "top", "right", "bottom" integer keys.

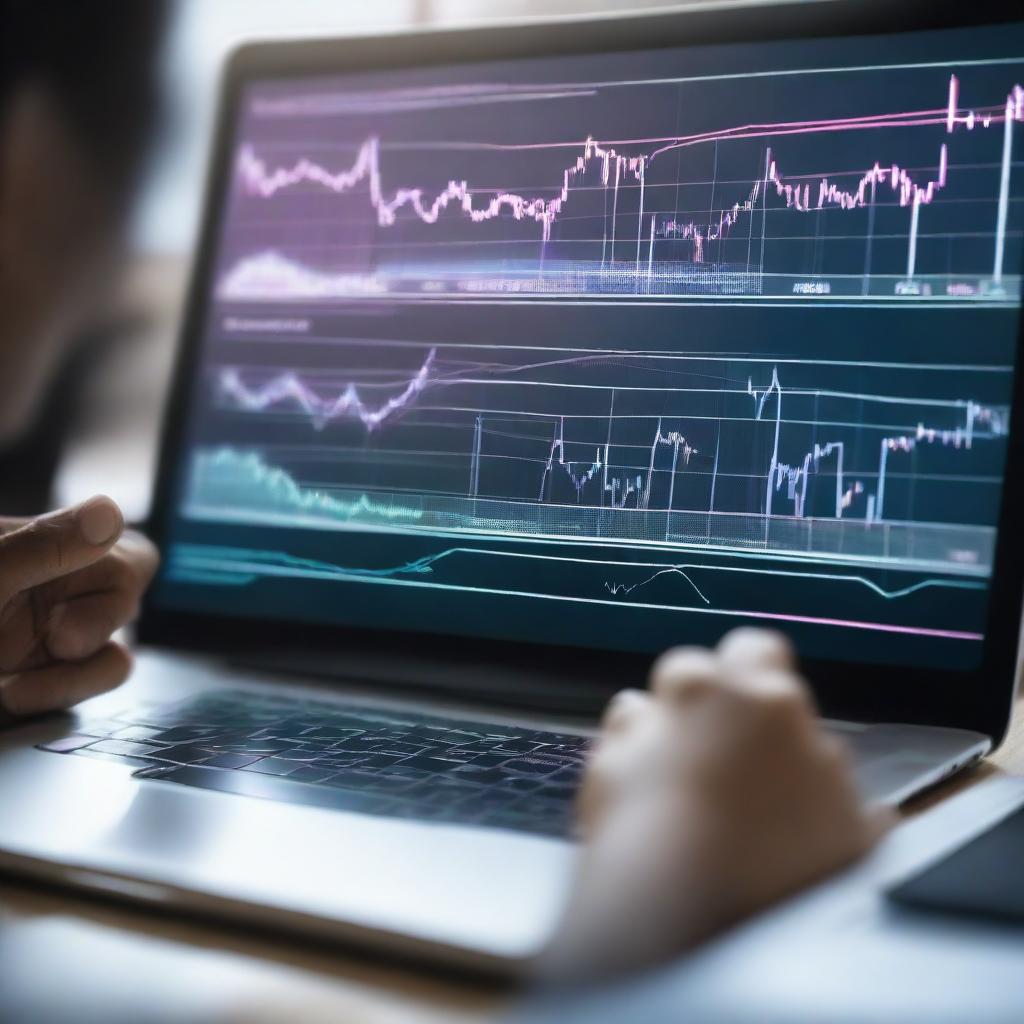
[
  {"left": 111, "top": 725, "right": 166, "bottom": 743},
  {"left": 547, "top": 743, "right": 590, "bottom": 757},
  {"left": 357, "top": 754, "right": 405, "bottom": 768},
  {"left": 309, "top": 757, "right": 365, "bottom": 771},
  {"left": 492, "top": 738, "right": 540, "bottom": 754},
  {"left": 439, "top": 731, "right": 486, "bottom": 746},
  {"left": 500, "top": 757, "right": 565, "bottom": 775},
  {"left": 74, "top": 720, "right": 123, "bottom": 739},
  {"left": 303, "top": 724, "right": 364, "bottom": 741},
  {"left": 431, "top": 748, "right": 478, "bottom": 763},
  {"left": 438, "top": 740, "right": 497, "bottom": 756},
  {"left": 151, "top": 726, "right": 219, "bottom": 743},
  {"left": 378, "top": 740, "right": 428, "bottom": 757},
  {"left": 87, "top": 739, "right": 161, "bottom": 758},
  {"left": 154, "top": 744, "right": 220, "bottom": 764},
  {"left": 200, "top": 752, "right": 263, "bottom": 769},
  {"left": 37, "top": 735, "right": 96, "bottom": 754},
  {"left": 212, "top": 741, "right": 291, "bottom": 755},
  {"left": 322, "top": 772, "right": 385, "bottom": 790},
  {"left": 241, "top": 757, "right": 299, "bottom": 776},
  {"left": 397, "top": 754, "right": 469, "bottom": 773},
  {"left": 275, "top": 748, "right": 324, "bottom": 761},
  {"left": 332, "top": 738, "right": 392, "bottom": 753},
  {"left": 461, "top": 753, "right": 515, "bottom": 768},
  {"left": 451, "top": 766, "right": 510, "bottom": 786},
  {"left": 286, "top": 766, "right": 338, "bottom": 784}
]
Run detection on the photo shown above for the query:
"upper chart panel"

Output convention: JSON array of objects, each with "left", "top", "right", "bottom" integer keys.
[{"left": 217, "top": 30, "right": 1023, "bottom": 306}]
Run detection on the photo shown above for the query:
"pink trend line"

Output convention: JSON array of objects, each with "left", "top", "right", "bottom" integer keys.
[
  {"left": 712, "top": 610, "right": 982, "bottom": 641},
  {"left": 236, "top": 76, "right": 1024, "bottom": 261},
  {"left": 219, "top": 348, "right": 436, "bottom": 431}
]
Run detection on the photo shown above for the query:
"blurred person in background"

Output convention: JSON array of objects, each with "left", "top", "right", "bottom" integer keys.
[
  {"left": 0, "top": 0, "right": 882, "bottom": 988},
  {"left": 0, "top": 1, "right": 166, "bottom": 722}
]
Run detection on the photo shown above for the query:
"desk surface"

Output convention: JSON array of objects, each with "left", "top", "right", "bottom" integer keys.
[{"left": 2, "top": 701, "right": 1022, "bottom": 1024}]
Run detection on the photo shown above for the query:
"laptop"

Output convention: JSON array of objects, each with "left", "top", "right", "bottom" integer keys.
[{"left": 1, "top": 0, "right": 1022, "bottom": 976}]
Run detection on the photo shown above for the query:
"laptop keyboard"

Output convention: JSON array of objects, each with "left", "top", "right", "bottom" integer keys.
[{"left": 37, "top": 690, "right": 592, "bottom": 838}]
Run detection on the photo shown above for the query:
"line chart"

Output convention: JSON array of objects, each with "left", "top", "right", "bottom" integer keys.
[
  {"left": 155, "top": 24, "right": 1024, "bottom": 668},
  {"left": 207, "top": 342, "right": 1009, "bottom": 554},
  {"left": 218, "top": 65, "right": 1024, "bottom": 302},
  {"left": 164, "top": 542, "right": 987, "bottom": 643},
  {"left": 168, "top": 542, "right": 989, "bottom": 604}
]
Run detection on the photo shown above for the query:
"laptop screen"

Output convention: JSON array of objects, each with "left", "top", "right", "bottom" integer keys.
[{"left": 152, "top": 18, "right": 1024, "bottom": 671}]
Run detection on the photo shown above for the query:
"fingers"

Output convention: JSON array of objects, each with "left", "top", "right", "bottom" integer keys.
[
  {"left": 0, "top": 497, "right": 124, "bottom": 601},
  {"left": 647, "top": 630, "right": 814, "bottom": 736},
  {"left": 43, "top": 531, "right": 159, "bottom": 661},
  {"left": 600, "top": 688, "right": 651, "bottom": 732},
  {"left": 649, "top": 647, "right": 719, "bottom": 701},
  {"left": 0, "top": 642, "right": 132, "bottom": 722},
  {"left": 648, "top": 629, "right": 796, "bottom": 703},
  {"left": 50, "top": 530, "right": 160, "bottom": 600},
  {"left": 46, "top": 588, "right": 141, "bottom": 661},
  {"left": 719, "top": 629, "right": 815, "bottom": 717},
  {"left": 717, "top": 627, "right": 796, "bottom": 673}
]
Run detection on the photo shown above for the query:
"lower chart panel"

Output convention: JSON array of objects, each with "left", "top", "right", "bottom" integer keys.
[{"left": 165, "top": 522, "right": 990, "bottom": 668}]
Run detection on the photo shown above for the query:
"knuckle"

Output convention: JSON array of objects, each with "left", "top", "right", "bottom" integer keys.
[
  {"left": 112, "top": 557, "right": 136, "bottom": 591},
  {"left": 740, "top": 683, "right": 809, "bottom": 731},
  {"left": 721, "top": 625, "right": 777, "bottom": 648},
  {"left": 650, "top": 647, "right": 720, "bottom": 700},
  {"left": 120, "top": 533, "right": 161, "bottom": 584},
  {"left": 719, "top": 627, "right": 796, "bottom": 669},
  {"left": 600, "top": 688, "right": 648, "bottom": 730},
  {"left": 28, "top": 519, "right": 66, "bottom": 573}
]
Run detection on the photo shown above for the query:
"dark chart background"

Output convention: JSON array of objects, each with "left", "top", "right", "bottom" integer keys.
[{"left": 155, "top": 22, "right": 1024, "bottom": 670}]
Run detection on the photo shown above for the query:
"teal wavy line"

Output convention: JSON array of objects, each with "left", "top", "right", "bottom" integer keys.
[{"left": 170, "top": 543, "right": 985, "bottom": 601}]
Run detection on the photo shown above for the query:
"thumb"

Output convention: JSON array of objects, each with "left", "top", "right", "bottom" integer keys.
[{"left": 0, "top": 496, "right": 124, "bottom": 599}]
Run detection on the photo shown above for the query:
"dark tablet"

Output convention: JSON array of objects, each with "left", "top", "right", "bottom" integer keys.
[{"left": 888, "top": 803, "right": 1024, "bottom": 924}]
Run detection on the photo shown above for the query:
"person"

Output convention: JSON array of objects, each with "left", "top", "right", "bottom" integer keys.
[
  {"left": 0, "top": 0, "right": 883, "bottom": 987},
  {"left": 0, "top": 1, "right": 166, "bottom": 723}
]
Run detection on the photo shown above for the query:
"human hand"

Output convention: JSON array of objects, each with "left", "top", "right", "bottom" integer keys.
[
  {"left": 0, "top": 496, "right": 159, "bottom": 724},
  {"left": 544, "top": 628, "right": 889, "bottom": 982}
]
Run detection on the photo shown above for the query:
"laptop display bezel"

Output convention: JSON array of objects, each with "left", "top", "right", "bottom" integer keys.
[{"left": 139, "top": 0, "right": 1024, "bottom": 744}]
